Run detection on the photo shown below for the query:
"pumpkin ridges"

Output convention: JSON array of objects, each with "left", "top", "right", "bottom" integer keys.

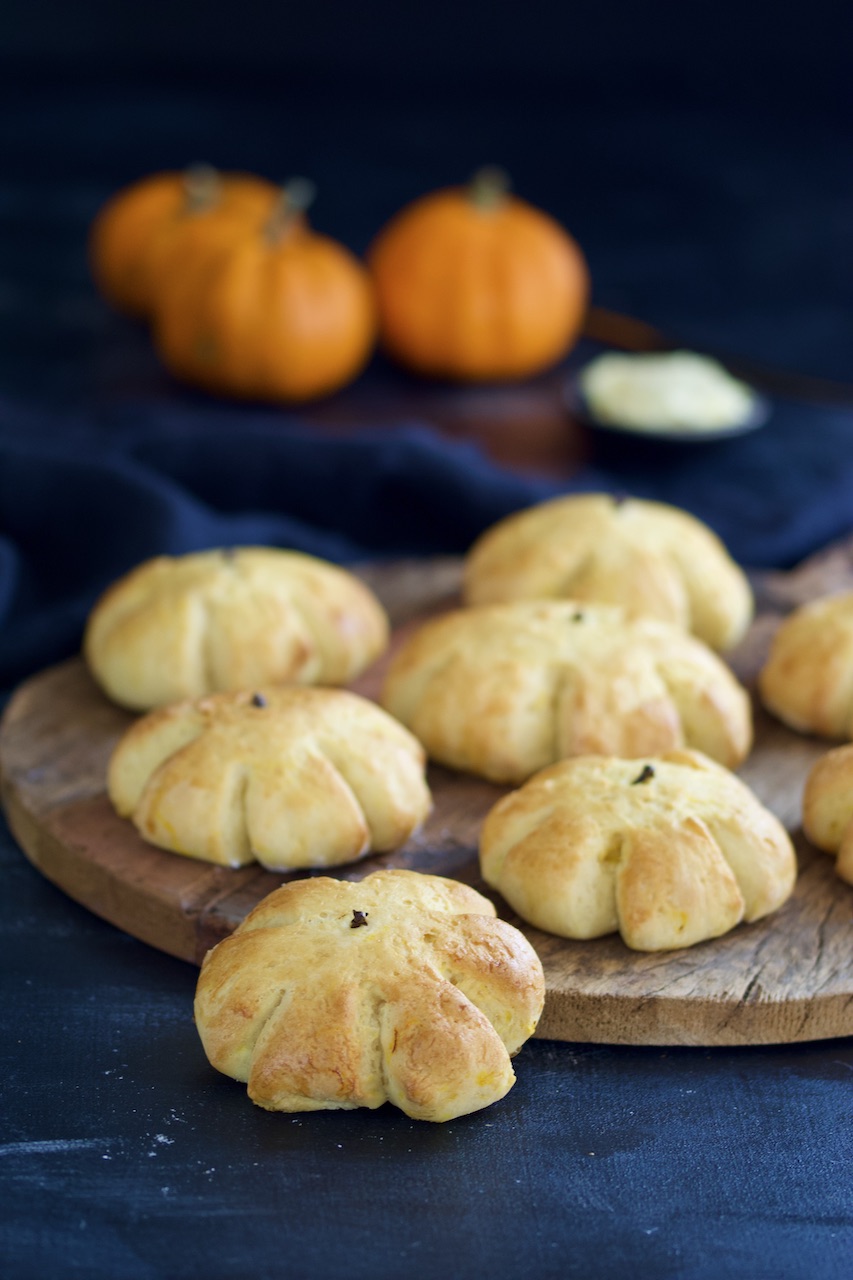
[
  {"left": 493, "top": 211, "right": 589, "bottom": 373},
  {"left": 201, "top": 237, "right": 324, "bottom": 400},
  {"left": 89, "top": 172, "right": 188, "bottom": 316},
  {"left": 381, "top": 209, "right": 468, "bottom": 373},
  {"left": 201, "top": 241, "right": 269, "bottom": 397},
  {"left": 90, "top": 169, "right": 279, "bottom": 321},
  {"left": 256, "top": 236, "right": 377, "bottom": 400},
  {"left": 255, "top": 242, "right": 313, "bottom": 396},
  {"left": 153, "top": 232, "right": 239, "bottom": 382},
  {"left": 370, "top": 200, "right": 472, "bottom": 376},
  {"left": 155, "top": 238, "right": 248, "bottom": 393},
  {"left": 446, "top": 231, "right": 502, "bottom": 377},
  {"left": 153, "top": 217, "right": 377, "bottom": 404},
  {"left": 143, "top": 178, "right": 278, "bottom": 318},
  {"left": 153, "top": 204, "right": 282, "bottom": 390},
  {"left": 372, "top": 202, "right": 497, "bottom": 378},
  {"left": 368, "top": 179, "right": 589, "bottom": 382},
  {"left": 208, "top": 244, "right": 259, "bottom": 396}
]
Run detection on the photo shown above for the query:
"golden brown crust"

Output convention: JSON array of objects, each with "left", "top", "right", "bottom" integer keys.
[
  {"left": 193, "top": 870, "right": 545, "bottom": 1121},
  {"left": 381, "top": 601, "right": 752, "bottom": 783},
  {"left": 463, "top": 494, "right": 753, "bottom": 651},
  {"left": 802, "top": 743, "right": 853, "bottom": 885},
  {"left": 479, "top": 750, "right": 796, "bottom": 951},
  {"left": 758, "top": 592, "right": 853, "bottom": 738},
  {"left": 84, "top": 547, "right": 389, "bottom": 710},
  {"left": 108, "top": 686, "right": 431, "bottom": 870}
]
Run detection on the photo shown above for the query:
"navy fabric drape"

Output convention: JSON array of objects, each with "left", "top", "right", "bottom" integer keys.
[{"left": 2, "top": 391, "right": 852, "bottom": 691}]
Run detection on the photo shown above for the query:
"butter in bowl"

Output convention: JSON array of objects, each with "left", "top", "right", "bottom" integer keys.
[{"left": 570, "top": 349, "right": 771, "bottom": 444}]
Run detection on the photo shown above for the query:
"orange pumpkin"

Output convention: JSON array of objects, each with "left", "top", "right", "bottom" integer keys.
[
  {"left": 368, "top": 168, "right": 590, "bottom": 382},
  {"left": 89, "top": 166, "right": 278, "bottom": 318},
  {"left": 153, "top": 179, "right": 378, "bottom": 403}
]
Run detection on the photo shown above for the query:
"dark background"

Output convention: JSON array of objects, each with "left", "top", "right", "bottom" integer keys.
[
  {"left": 2, "top": 6, "right": 853, "bottom": 1278},
  {"left": 0, "top": 0, "right": 851, "bottom": 405}
]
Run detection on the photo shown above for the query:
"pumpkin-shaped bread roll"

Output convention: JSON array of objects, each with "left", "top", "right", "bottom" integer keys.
[
  {"left": 802, "top": 744, "right": 853, "bottom": 885},
  {"left": 381, "top": 602, "right": 752, "bottom": 784},
  {"left": 463, "top": 494, "right": 753, "bottom": 651},
  {"left": 108, "top": 687, "right": 431, "bottom": 870},
  {"left": 480, "top": 750, "right": 796, "bottom": 952},
  {"left": 84, "top": 547, "right": 389, "bottom": 710},
  {"left": 758, "top": 591, "right": 853, "bottom": 737},
  {"left": 194, "top": 870, "right": 545, "bottom": 1122}
]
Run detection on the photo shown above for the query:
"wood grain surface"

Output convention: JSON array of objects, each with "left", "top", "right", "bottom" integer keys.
[{"left": 2, "top": 552, "right": 853, "bottom": 1048}]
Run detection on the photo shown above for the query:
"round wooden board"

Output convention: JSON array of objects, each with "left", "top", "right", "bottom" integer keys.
[{"left": 3, "top": 555, "right": 853, "bottom": 1047}]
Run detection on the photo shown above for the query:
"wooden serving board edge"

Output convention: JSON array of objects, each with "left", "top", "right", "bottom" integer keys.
[{"left": 4, "top": 551, "right": 853, "bottom": 1047}]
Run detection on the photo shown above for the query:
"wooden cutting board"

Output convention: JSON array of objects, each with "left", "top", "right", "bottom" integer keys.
[{"left": 3, "top": 552, "right": 853, "bottom": 1048}]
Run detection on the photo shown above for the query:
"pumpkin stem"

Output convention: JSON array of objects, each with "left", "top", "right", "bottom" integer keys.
[
  {"left": 468, "top": 166, "right": 511, "bottom": 211},
  {"left": 182, "top": 163, "right": 222, "bottom": 212},
  {"left": 265, "top": 177, "right": 317, "bottom": 244}
]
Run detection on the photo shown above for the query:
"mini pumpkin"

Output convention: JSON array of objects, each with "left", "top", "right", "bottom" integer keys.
[
  {"left": 368, "top": 167, "right": 590, "bottom": 382},
  {"left": 153, "top": 179, "right": 378, "bottom": 403},
  {"left": 89, "top": 165, "right": 278, "bottom": 318}
]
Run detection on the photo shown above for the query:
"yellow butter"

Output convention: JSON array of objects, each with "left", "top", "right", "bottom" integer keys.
[{"left": 579, "top": 350, "right": 756, "bottom": 433}]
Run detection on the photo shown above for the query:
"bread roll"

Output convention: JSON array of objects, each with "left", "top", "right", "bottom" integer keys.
[
  {"left": 480, "top": 750, "right": 796, "bottom": 951},
  {"left": 108, "top": 686, "right": 431, "bottom": 870},
  {"left": 194, "top": 870, "right": 545, "bottom": 1121},
  {"left": 463, "top": 494, "right": 753, "bottom": 651},
  {"left": 85, "top": 547, "right": 389, "bottom": 710},
  {"left": 759, "top": 591, "right": 853, "bottom": 737},
  {"left": 802, "top": 743, "right": 853, "bottom": 885},
  {"left": 381, "top": 601, "right": 752, "bottom": 783}
]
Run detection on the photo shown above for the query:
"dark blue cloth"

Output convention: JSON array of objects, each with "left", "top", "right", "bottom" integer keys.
[
  {"left": 1, "top": 390, "right": 852, "bottom": 691},
  {"left": 1, "top": 6, "right": 851, "bottom": 698}
]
